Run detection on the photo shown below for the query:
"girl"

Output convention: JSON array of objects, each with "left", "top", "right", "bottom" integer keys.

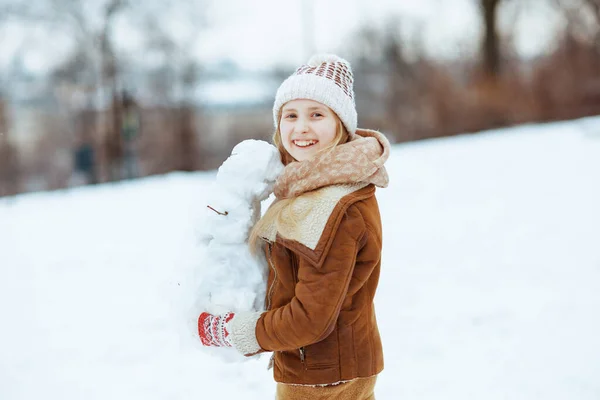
[{"left": 197, "top": 54, "right": 390, "bottom": 399}]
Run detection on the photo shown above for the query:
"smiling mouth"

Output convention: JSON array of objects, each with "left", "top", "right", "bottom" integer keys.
[{"left": 293, "top": 140, "right": 318, "bottom": 148}]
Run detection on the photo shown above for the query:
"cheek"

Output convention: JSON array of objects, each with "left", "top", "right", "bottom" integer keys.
[
  {"left": 319, "top": 120, "right": 338, "bottom": 145},
  {"left": 279, "top": 125, "right": 294, "bottom": 153},
  {"left": 279, "top": 124, "right": 292, "bottom": 143}
]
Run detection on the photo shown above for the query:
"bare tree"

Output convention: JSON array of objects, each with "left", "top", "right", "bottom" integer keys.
[
  {"left": 97, "top": 0, "right": 129, "bottom": 181},
  {"left": 534, "top": 0, "right": 600, "bottom": 118},
  {"left": 480, "top": 0, "right": 505, "bottom": 79},
  {"left": 134, "top": 6, "right": 206, "bottom": 173},
  {"left": 551, "top": 0, "right": 600, "bottom": 47},
  {"left": 0, "top": 97, "right": 20, "bottom": 197},
  {"left": 4, "top": 0, "right": 133, "bottom": 182}
]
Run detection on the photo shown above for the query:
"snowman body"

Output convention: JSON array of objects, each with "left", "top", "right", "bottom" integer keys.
[{"left": 192, "top": 139, "right": 283, "bottom": 362}]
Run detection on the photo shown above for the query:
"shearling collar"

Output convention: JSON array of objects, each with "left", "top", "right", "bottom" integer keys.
[{"left": 259, "top": 183, "right": 370, "bottom": 253}]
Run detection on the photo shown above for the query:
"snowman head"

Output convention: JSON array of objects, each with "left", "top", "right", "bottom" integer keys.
[{"left": 216, "top": 139, "right": 284, "bottom": 202}]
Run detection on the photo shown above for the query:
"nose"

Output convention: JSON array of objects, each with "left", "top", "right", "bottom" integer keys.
[{"left": 294, "top": 118, "right": 309, "bottom": 134}]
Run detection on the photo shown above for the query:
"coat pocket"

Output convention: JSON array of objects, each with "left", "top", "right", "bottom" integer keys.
[{"left": 303, "top": 331, "right": 339, "bottom": 370}]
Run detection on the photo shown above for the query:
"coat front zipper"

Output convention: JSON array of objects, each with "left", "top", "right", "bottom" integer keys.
[
  {"left": 299, "top": 347, "right": 305, "bottom": 365},
  {"left": 292, "top": 253, "right": 306, "bottom": 368},
  {"left": 265, "top": 242, "right": 277, "bottom": 312},
  {"left": 266, "top": 242, "right": 277, "bottom": 370},
  {"left": 266, "top": 246, "right": 307, "bottom": 370}
]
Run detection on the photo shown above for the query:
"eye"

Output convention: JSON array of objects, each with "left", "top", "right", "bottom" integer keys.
[
  {"left": 312, "top": 112, "right": 323, "bottom": 117},
  {"left": 284, "top": 113, "right": 297, "bottom": 119}
]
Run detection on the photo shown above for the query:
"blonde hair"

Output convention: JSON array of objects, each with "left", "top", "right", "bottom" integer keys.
[{"left": 248, "top": 111, "right": 349, "bottom": 253}]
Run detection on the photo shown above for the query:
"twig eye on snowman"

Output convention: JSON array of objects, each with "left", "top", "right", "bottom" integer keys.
[
  {"left": 206, "top": 205, "right": 228, "bottom": 216},
  {"left": 191, "top": 139, "right": 284, "bottom": 362}
]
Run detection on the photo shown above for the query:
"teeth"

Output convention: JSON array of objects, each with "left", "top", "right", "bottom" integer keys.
[{"left": 294, "top": 140, "right": 317, "bottom": 147}]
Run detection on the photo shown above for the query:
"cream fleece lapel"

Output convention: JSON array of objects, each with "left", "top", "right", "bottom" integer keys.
[{"left": 259, "top": 183, "right": 368, "bottom": 250}]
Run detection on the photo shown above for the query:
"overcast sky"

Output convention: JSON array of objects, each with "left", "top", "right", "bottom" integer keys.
[
  {"left": 0, "top": 0, "right": 562, "bottom": 74},
  {"left": 192, "top": 0, "right": 560, "bottom": 69}
]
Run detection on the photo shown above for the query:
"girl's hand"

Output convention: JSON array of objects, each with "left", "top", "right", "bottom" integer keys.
[{"left": 197, "top": 311, "right": 235, "bottom": 347}]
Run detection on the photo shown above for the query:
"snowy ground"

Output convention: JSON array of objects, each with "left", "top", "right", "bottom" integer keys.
[{"left": 1, "top": 117, "right": 599, "bottom": 399}]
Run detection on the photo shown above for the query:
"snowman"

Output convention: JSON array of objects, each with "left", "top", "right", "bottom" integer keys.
[{"left": 189, "top": 139, "right": 283, "bottom": 362}]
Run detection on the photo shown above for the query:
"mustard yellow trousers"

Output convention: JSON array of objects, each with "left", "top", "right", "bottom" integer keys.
[{"left": 275, "top": 376, "right": 377, "bottom": 400}]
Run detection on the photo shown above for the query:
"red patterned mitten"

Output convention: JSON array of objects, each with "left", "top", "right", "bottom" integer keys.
[{"left": 198, "top": 312, "right": 235, "bottom": 347}]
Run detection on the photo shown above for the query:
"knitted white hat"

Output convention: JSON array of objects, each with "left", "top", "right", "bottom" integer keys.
[{"left": 273, "top": 54, "right": 357, "bottom": 134}]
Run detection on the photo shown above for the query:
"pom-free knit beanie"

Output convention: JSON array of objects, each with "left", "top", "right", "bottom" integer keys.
[{"left": 273, "top": 54, "right": 357, "bottom": 134}]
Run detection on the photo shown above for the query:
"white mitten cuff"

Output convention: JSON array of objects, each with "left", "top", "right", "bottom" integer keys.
[{"left": 228, "top": 311, "right": 264, "bottom": 355}]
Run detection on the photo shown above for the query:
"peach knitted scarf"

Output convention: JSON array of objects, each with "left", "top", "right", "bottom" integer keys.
[{"left": 273, "top": 128, "right": 390, "bottom": 200}]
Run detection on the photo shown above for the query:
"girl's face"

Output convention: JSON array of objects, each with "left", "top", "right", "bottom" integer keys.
[{"left": 279, "top": 99, "right": 338, "bottom": 162}]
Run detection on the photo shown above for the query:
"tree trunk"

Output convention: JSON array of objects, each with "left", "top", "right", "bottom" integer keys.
[
  {"left": 481, "top": 0, "right": 502, "bottom": 79},
  {"left": 176, "top": 105, "right": 197, "bottom": 172}
]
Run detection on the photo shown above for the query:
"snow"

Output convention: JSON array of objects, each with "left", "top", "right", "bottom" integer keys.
[{"left": 1, "top": 117, "right": 600, "bottom": 399}]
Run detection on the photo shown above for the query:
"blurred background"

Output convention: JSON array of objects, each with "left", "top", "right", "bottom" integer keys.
[{"left": 1, "top": 0, "right": 599, "bottom": 197}]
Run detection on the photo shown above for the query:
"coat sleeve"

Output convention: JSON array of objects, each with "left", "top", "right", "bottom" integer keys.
[{"left": 254, "top": 205, "right": 367, "bottom": 352}]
